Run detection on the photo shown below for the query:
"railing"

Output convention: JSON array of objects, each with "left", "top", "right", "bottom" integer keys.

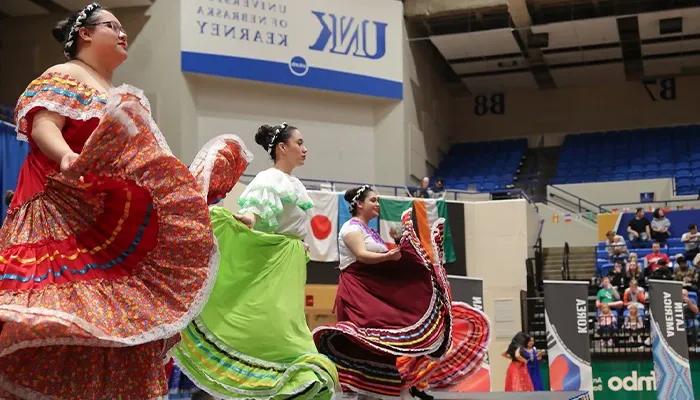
[
  {"left": 599, "top": 197, "right": 700, "bottom": 213},
  {"left": 548, "top": 184, "right": 607, "bottom": 222},
  {"left": 515, "top": 172, "right": 540, "bottom": 200},
  {"left": 240, "top": 173, "right": 538, "bottom": 204},
  {"left": 562, "top": 243, "right": 569, "bottom": 280}
]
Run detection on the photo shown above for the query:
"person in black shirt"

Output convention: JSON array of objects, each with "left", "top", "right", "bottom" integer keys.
[
  {"left": 607, "top": 260, "right": 626, "bottom": 289},
  {"left": 650, "top": 259, "right": 673, "bottom": 280},
  {"left": 627, "top": 208, "right": 651, "bottom": 248}
]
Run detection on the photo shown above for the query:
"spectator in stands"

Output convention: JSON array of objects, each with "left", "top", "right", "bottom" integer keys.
[
  {"left": 674, "top": 256, "right": 697, "bottom": 290},
  {"left": 607, "top": 261, "right": 625, "bottom": 289},
  {"left": 644, "top": 242, "right": 670, "bottom": 273},
  {"left": 431, "top": 178, "right": 445, "bottom": 198},
  {"left": 682, "top": 289, "right": 700, "bottom": 347},
  {"left": 650, "top": 259, "right": 673, "bottom": 280},
  {"left": 605, "top": 230, "right": 628, "bottom": 263},
  {"left": 681, "top": 224, "right": 700, "bottom": 262},
  {"left": 628, "top": 252, "right": 639, "bottom": 265},
  {"left": 4, "top": 190, "right": 13, "bottom": 207},
  {"left": 412, "top": 177, "right": 432, "bottom": 198},
  {"left": 627, "top": 208, "right": 651, "bottom": 247},
  {"left": 597, "top": 303, "right": 617, "bottom": 348},
  {"left": 622, "top": 305, "right": 644, "bottom": 345},
  {"left": 625, "top": 262, "right": 645, "bottom": 289},
  {"left": 623, "top": 279, "right": 646, "bottom": 310},
  {"left": 596, "top": 277, "right": 623, "bottom": 310},
  {"left": 650, "top": 208, "right": 671, "bottom": 244}
]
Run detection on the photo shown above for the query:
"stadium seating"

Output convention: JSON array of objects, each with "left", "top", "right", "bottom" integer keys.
[
  {"left": 434, "top": 138, "right": 527, "bottom": 192},
  {"left": 0, "top": 105, "right": 13, "bottom": 123},
  {"left": 595, "top": 237, "right": 685, "bottom": 276},
  {"left": 554, "top": 125, "right": 700, "bottom": 195}
]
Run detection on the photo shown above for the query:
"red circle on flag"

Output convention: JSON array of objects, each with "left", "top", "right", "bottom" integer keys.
[{"left": 311, "top": 215, "right": 332, "bottom": 239}]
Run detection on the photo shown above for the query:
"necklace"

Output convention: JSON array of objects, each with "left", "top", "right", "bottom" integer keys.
[{"left": 350, "top": 217, "right": 385, "bottom": 246}]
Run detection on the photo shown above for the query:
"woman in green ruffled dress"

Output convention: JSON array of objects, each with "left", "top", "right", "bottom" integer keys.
[{"left": 172, "top": 125, "right": 338, "bottom": 400}]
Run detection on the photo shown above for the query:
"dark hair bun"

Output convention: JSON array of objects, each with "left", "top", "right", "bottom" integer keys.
[
  {"left": 52, "top": 17, "right": 72, "bottom": 43},
  {"left": 343, "top": 188, "right": 357, "bottom": 203},
  {"left": 254, "top": 124, "right": 274, "bottom": 150}
]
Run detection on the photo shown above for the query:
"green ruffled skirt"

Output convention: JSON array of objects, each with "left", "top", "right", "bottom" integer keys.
[{"left": 172, "top": 207, "right": 338, "bottom": 399}]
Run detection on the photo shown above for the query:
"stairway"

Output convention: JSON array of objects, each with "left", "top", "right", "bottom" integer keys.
[
  {"left": 513, "top": 148, "right": 538, "bottom": 196},
  {"left": 538, "top": 147, "right": 561, "bottom": 195},
  {"left": 543, "top": 246, "right": 596, "bottom": 281},
  {"left": 513, "top": 146, "right": 562, "bottom": 202}
]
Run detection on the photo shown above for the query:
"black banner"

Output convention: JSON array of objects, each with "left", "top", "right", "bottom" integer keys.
[
  {"left": 447, "top": 276, "right": 491, "bottom": 392},
  {"left": 448, "top": 276, "right": 483, "bottom": 310},
  {"left": 543, "top": 280, "right": 593, "bottom": 393},
  {"left": 648, "top": 279, "right": 694, "bottom": 398}
]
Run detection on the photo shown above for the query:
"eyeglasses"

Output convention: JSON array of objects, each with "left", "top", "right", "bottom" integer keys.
[{"left": 85, "top": 21, "right": 126, "bottom": 36}]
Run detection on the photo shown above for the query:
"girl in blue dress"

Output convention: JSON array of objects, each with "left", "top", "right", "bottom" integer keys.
[{"left": 524, "top": 336, "right": 544, "bottom": 391}]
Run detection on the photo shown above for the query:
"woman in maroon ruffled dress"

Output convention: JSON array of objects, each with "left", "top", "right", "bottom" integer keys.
[
  {"left": 314, "top": 185, "right": 491, "bottom": 399},
  {"left": 0, "top": 3, "right": 217, "bottom": 398}
]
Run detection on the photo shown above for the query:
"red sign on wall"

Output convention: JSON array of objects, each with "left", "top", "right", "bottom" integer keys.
[{"left": 305, "top": 295, "right": 314, "bottom": 307}]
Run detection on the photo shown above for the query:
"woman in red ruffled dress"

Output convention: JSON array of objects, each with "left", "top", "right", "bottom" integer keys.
[
  {"left": 313, "top": 186, "right": 491, "bottom": 399},
  {"left": 0, "top": 3, "right": 218, "bottom": 398}
]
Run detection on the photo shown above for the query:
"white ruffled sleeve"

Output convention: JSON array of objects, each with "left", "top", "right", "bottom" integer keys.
[{"left": 237, "top": 169, "right": 314, "bottom": 229}]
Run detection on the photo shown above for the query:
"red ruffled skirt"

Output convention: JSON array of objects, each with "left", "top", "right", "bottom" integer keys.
[
  {"left": 0, "top": 89, "right": 216, "bottom": 399},
  {"left": 505, "top": 361, "right": 535, "bottom": 392},
  {"left": 313, "top": 210, "right": 490, "bottom": 398}
]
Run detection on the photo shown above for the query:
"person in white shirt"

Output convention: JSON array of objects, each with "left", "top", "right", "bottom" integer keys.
[
  {"left": 682, "top": 224, "right": 700, "bottom": 262},
  {"left": 173, "top": 126, "right": 338, "bottom": 399},
  {"left": 605, "top": 230, "right": 628, "bottom": 262},
  {"left": 314, "top": 186, "right": 490, "bottom": 400}
]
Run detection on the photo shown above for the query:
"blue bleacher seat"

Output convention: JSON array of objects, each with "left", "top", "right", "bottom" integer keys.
[
  {"left": 435, "top": 139, "right": 527, "bottom": 192},
  {"left": 553, "top": 125, "right": 700, "bottom": 194}
]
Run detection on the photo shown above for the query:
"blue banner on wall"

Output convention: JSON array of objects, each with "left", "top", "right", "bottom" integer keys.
[{"left": 180, "top": 0, "right": 404, "bottom": 99}]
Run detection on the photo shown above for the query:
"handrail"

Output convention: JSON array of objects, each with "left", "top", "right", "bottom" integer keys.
[
  {"left": 599, "top": 196, "right": 700, "bottom": 212},
  {"left": 549, "top": 184, "right": 606, "bottom": 212},
  {"left": 535, "top": 218, "right": 544, "bottom": 244},
  {"left": 240, "top": 173, "right": 538, "bottom": 203},
  {"left": 562, "top": 242, "right": 571, "bottom": 280}
]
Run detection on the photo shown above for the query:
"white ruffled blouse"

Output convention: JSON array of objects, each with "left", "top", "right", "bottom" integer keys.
[{"left": 237, "top": 168, "right": 314, "bottom": 239}]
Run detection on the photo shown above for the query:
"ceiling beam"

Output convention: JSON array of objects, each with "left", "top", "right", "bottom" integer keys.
[
  {"left": 507, "top": 0, "right": 556, "bottom": 89},
  {"left": 616, "top": 15, "right": 645, "bottom": 81},
  {"left": 29, "top": 0, "right": 70, "bottom": 13}
]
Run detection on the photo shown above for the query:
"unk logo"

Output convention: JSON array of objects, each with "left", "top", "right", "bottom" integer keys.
[{"left": 308, "top": 11, "right": 387, "bottom": 60}]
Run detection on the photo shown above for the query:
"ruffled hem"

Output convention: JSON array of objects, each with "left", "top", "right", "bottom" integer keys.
[
  {"left": 189, "top": 135, "right": 254, "bottom": 205},
  {"left": 14, "top": 72, "right": 108, "bottom": 142},
  {"left": 172, "top": 317, "right": 337, "bottom": 400},
  {"left": 0, "top": 85, "right": 218, "bottom": 352},
  {"left": 397, "top": 302, "right": 492, "bottom": 390}
]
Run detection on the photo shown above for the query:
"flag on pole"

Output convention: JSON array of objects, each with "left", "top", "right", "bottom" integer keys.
[
  {"left": 306, "top": 191, "right": 339, "bottom": 262},
  {"left": 378, "top": 197, "right": 413, "bottom": 250},
  {"left": 413, "top": 199, "right": 456, "bottom": 263},
  {"left": 564, "top": 213, "right": 572, "bottom": 222},
  {"left": 378, "top": 197, "right": 456, "bottom": 264},
  {"left": 552, "top": 214, "right": 559, "bottom": 223},
  {"left": 338, "top": 193, "right": 378, "bottom": 231}
]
